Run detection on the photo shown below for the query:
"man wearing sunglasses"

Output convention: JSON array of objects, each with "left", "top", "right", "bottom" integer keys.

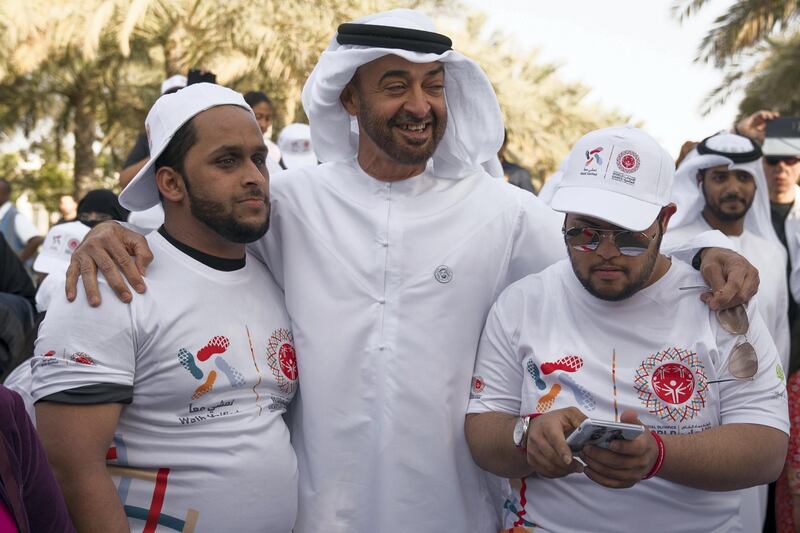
[{"left": 465, "top": 126, "right": 789, "bottom": 532}]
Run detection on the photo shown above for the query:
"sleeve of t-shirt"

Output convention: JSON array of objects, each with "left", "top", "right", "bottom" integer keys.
[
  {"left": 467, "top": 286, "right": 525, "bottom": 416},
  {"left": 715, "top": 299, "right": 789, "bottom": 434},
  {"left": 13, "top": 211, "right": 40, "bottom": 244},
  {"left": 662, "top": 229, "right": 735, "bottom": 264},
  {"left": 505, "top": 194, "right": 567, "bottom": 288},
  {"left": 123, "top": 132, "right": 150, "bottom": 168},
  {"left": 30, "top": 279, "right": 136, "bottom": 404}
]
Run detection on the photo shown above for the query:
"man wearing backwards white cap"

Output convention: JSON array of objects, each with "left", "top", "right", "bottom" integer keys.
[
  {"left": 33, "top": 83, "right": 298, "bottom": 532},
  {"left": 68, "top": 10, "right": 758, "bottom": 532},
  {"left": 466, "top": 126, "right": 788, "bottom": 533}
]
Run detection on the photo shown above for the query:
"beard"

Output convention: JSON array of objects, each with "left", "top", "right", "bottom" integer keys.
[
  {"left": 706, "top": 194, "right": 753, "bottom": 222},
  {"left": 186, "top": 182, "right": 270, "bottom": 244},
  {"left": 358, "top": 106, "right": 447, "bottom": 165},
  {"left": 569, "top": 231, "right": 662, "bottom": 301}
]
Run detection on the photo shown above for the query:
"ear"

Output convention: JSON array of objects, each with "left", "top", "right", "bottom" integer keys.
[
  {"left": 155, "top": 167, "right": 187, "bottom": 203},
  {"left": 660, "top": 203, "right": 677, "bottom": 231},
  {"left": 339, "top": 82, "right": 359, "bottom": 117}
]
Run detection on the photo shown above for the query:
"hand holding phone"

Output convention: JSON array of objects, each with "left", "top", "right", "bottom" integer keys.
[{"left": 565, "top": 418, "right": 644, "bottom": 452}]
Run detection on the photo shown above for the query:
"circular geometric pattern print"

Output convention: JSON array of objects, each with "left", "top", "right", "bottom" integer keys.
[{"left": 634, "top": 347, "right": 708, "bottom": 422}]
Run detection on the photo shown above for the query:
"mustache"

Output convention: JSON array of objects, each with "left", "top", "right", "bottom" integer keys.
[
  {"left": 389, "top": 111, "right": 434, "bottom": 126},
  {"left": 720, "top": 194, "right": 746, "bottom": 203},
  {"left": 590, "top": 261, "right": 629, "bottom": 274},
  {"left": 235, "top": 187, "right": 269, "bottom": 202}
]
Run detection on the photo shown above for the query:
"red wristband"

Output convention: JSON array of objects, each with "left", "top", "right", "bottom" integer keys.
[{"left": 643, "top": 430, "right": 665, "bottom": 480}]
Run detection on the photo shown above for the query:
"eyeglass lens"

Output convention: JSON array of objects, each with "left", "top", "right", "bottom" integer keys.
[
  {"left": 565, "top": 228, "right": 651, "bottom": 257},
  {"left": 708, "top": 305, "right": 757, "bottom": 383}
]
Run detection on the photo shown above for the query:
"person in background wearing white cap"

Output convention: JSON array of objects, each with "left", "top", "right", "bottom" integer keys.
[
  {"left": 2, "top": 190, "right": 130, "bottom": 423},
  {"left": 66, "top": 10, "right": 758, "bottom": 533},
  {"left": 277, "top": 123, "right": 318, "bottom": 169},
  {"left": 32, "top": 83, "right": 297, "bottom": 532},
  {"left": 465, "top": 126, "right": 788, "bottom": 532}
]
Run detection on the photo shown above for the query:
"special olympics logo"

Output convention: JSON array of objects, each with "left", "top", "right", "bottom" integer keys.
[
  {"left": 471, "top": 375, "right": 485, "bottom": 395},
  {"left": 267, "top": 328, "right": 298, "bottom": 394},
  {"left": 634, "top": 347, "right": 707, "bottom": 422},
  {"left": 585, "top": 147, "right": 603, "bottom": 166},
  {"left": 67, "top": 238, "right": 80, "bottom": 252},
  {"left": 616, "top": 150, "right": 641, "bottom": 173},
  {"left": 279, "top": 343, "right": 298, "bottom": 380},
  {"left": 651, "top": 363, "right": 694, "bottom": 405}
]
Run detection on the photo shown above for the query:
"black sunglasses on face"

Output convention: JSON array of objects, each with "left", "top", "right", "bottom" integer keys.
[{"left": 765, "top": 156, "right": 800, "bottom": 166}]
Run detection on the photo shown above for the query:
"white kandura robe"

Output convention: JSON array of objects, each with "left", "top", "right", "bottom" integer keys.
[{"left": 248, "top": 157, "right": 723, "bottom": 533}]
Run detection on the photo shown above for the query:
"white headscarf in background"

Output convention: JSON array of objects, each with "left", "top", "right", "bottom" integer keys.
[
  {"left": 669, "top": 132, "right": 779, "bottom": 244},
  {"left": 301, "top": 8, "right": 504, "bottom": 178}
]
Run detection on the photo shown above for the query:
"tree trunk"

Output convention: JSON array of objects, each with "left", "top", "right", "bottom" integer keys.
[{"left": 72, "top": 94, "right": 96, "bottom": 199}]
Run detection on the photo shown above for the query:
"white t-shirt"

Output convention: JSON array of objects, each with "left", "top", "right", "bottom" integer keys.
[
  {"left": 468, "top": 259, "right": 788, "bottom": 533},
  {"left": 31, "top": 231, "right": 298, "bottom": 532},
  {"left": 665, "top": 217, "right": 790, "bottom": 372}
]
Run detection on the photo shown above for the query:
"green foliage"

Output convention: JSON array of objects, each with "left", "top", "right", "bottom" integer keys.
[{"left": 675, "top": 0, "right": 800, "bottom": 115}]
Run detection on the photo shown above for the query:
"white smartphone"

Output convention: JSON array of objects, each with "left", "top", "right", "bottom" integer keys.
[{"left": 565, "top": 418, "right": 644, "bottom": 452}]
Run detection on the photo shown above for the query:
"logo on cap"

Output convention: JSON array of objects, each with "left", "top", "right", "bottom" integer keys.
[
  {"left": 585, "top": 147, "right": 603, "bottom": 166},
  {"left": 616, "top": 150, "right": 640, "bottom": 174},
  {"left": 67, "top": 238, "right": 80, "bottom": 252}
]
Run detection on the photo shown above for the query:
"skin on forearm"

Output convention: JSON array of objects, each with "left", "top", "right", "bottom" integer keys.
[
  {"left": 657, "top": 423, "right": 787, "bottom": 491},
  {"left": 36, "top": 402, "right": 129, "bottom": 532},
  {"left": 465, "top": 412, "right": 534, "bottom": 478},
  {"left": 52, "top": 463, "right": 130, "bottom": 532},
  {"left": 18, "top": 236, "right": 43, "bottom": 262}
]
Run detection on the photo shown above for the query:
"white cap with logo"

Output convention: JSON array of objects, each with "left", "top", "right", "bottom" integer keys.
[
  {"left": 277, "top": 123, "right": 318, "bottom": 169},
  {"left": 119, "top": 83, "right": 255, "bottom": 211},
  {"left": 33, "top": 221, "right": 90, "bottom": 274},
  {"left": 550, "top": 125, "right": 675, "bottom": 231}
]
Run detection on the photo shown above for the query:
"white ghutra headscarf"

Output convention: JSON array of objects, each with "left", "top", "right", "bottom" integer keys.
[
  {"left": 669, "top": 132, "right": 779, "bottom": 244},
  {"left": 301, "top": 9, "right": 504, "bottom": 179}
]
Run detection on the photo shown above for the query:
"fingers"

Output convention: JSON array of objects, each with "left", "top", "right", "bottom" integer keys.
[
  {"left": 65, "top": 257, "right": 81, "bottom": 302},
  {"left": 582, "top": 440, "right": 652, "bottom": 488},
  {"left": 526, "top": 409, "right": 586, "bottom": 478},
  {"left": 700, "top": 249, "right": 759, "bottom": 310},
  {"left": 77, "top": 254, "right": 102, "bottom": 307},
  {"left": 116, "top": 229, "right": 151, "bottom": 294},
  {"left": 700, "top": 258, "right": 725, "bottom": 311}
]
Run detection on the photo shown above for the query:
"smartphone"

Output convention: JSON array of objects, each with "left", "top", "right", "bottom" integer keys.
[
  {"left": 565, "top": 418, "right": 644, "bottom": 452},
  {"left": 765, "top": 117, "right": 800, "bottom": 138},
  {"left": 187, "top": 69, "right": 217, "bottom": 86}
]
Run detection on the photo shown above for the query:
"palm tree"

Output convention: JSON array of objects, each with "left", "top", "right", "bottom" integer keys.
[{"left": 674, "top": 0, "right": 800, "bottom": 66}]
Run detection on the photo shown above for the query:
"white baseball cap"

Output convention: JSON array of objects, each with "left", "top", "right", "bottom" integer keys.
[
  {"left": 160, "top": 74, "right": 187, "bottom": 95},
  {"left": 33, "top": 221, "right": 90, "bottom": 274},
  {"left": 119, "top": 83, "right": 254, "bottom": 211},
  {"left": 277, "top": 123, "right": 318, "bottom": 169},
  {"left": 550, "top": 126, "right": 675, "bottom": 231}
]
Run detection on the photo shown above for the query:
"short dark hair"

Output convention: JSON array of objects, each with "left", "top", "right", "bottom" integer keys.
[
  {"left": 243, "top": 91, "right": 272, "bottom": 109},
  {"left": 155, "top": 119, "right": 197, "bottom": 176}
]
